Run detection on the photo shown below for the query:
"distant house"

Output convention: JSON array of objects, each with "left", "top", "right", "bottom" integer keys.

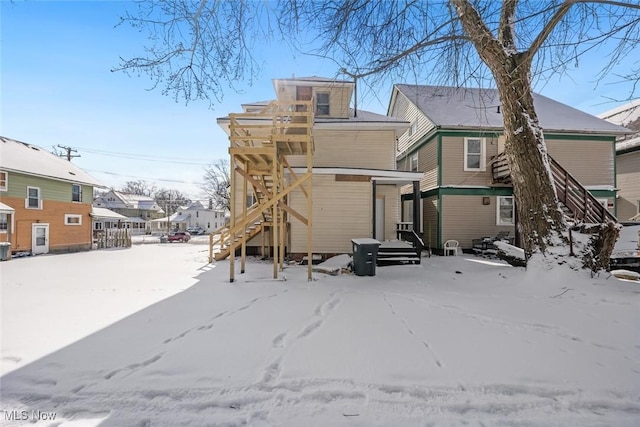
[
  {"left": 388, "top": 85, "right": 629, "bottom": 251},
  {"left": 93, "top": 190, "right": 164, "bottom": 234},
  {"left": 598, "top": 100, "right": 640, "bottom": 221},
  {"left": 0, "top": 136, "right": 102, "bottom": 255},
  {"left": 150, "top": 201, "right": 226, "bottom": 234}
]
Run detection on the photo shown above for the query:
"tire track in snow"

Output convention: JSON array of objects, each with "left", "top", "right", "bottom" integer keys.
[{"left": 383, "top": 294, "right": 443, "bottom": 369}]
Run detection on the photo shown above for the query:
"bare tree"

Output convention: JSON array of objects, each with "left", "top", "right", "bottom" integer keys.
[
  {"left": 200, "top": 159, "right": 230, "bottom": 212},
  {"left": 121, "top": 180, "right": 157, "bottom": 197},
  {"left": 117, "top": 0, "right": 640, "bottom": 260},
  {"left": 155, "top": 188, "right": 190, "bottom": 213}
]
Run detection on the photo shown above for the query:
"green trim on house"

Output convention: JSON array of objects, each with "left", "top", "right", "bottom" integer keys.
[
  {"left": 437, "top": 192, "right": 442, "bottom": 249},
  {"left": 437, "top": 134, "right": 442, "bottom": 187},
  {"left": 439, "top": 187, "right": 514, "bottom": 196},
  {"left": 588, "top": 189, "right": 616, "bottom": 198}
]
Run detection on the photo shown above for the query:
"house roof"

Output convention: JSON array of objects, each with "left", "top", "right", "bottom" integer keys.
[
  {"left": 94, "top": 190, "right": 163, "bottom": 211},
  {"left": 598, "top": 99, "right": 640, "bottom": 153},
  {"left": 392, "top": 85, "right": 630, "bottom": 135},
  {"left": 0, "top": 136, "right": 102, "bottom": 186},
  {"left": 90, "top": 207, "right": 128, "bottom": 220},
  {"left": 274, "top": 75, "right": 353, "bottom": 84},
  {"left": 0, "top": 201, "right": 15, "bottom": 214},
  {"left": 218, "top": 107, "right": 409, "bottom": 133}
]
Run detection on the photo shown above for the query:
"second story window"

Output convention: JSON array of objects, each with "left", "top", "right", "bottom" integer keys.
[
  {"left": 411, "top": 153, "right": 418, "bottom": 172},
  {"left": 26, "top": 186, "right": 42, "bottom": 209},
  {"left": 409, "top": 121, "right": 417, "bottom": 137},
  {"left": 316, "top": 93, "right": 330, "bottom": 116},
  {"left": 0, "top": 171, "right": 7, "bottom": 191},
  {"left": 72, "top": 184, "right": 82, "bottom": 202},
  {"left": 464, "top": 137, "right": 486, "bottom": 171}
]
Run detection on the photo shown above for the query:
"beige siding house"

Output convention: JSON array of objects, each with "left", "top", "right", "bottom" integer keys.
[
  {"left": 598, "top": 100, "right": 640, "bottom": 221},
  {"left": 388, "top": 85, "right": 630, "bottom": 251},
  {"left": 218, "top": 76, "right": 422, "bottom": 257}
]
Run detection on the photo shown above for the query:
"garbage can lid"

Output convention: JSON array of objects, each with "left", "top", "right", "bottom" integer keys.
[{"left": 351, "top": 238, "right": 381, "bottom": 245}]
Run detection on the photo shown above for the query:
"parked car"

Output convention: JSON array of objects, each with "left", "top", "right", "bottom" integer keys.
[
  {"left": 167, "top": 231, "right": 191, "bottom": 242},
  {"left": 187, "top": 226, "right": 205, "bottom": 235}
]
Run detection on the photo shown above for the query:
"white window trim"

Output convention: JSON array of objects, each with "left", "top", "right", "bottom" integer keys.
[
  {"left": 72, "top": 184, "right": 82, "bottom": 203},
  {"left": 411, "top": 153, "right": 419, "bottom": 172},
  {"left": 0, "top": 213, "right": 8, "bottom": 233},
  {"left": 64, "top": 214, "right": 83, "bottom": 226},
  {"left": 496, "top": 196, "right": 515, "bottom": 226},
  {"left": 0, "top": 170, "right": 7, "bottom": 191},
  {"left": 463, "top": 137, "right": 486, "bottom": 171},
  {"left": 25, "top": 186, "right": 42, "bottom": 210},
  {"left": 408, "top": 121, "right": 417, "bottom": 137},
  {"left": 316, "top": 92, "right": 330, "bottom": 116}
]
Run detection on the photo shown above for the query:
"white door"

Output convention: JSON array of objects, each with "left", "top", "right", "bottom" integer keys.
[
  {"left": 375, "top": 197, "right": 385, "bottom": 241},
  {"left": 32, "top": 223, "right": 49, "bottom": 254}
]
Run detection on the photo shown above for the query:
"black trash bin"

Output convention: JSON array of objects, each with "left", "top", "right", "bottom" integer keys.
[{"left": 351, "top": 238, "right": 381, "bottom": 276}]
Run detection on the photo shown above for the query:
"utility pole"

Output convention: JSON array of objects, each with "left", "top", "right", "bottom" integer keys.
[{"left": 57, "top": 145, "right": 80, "bottom": 161}]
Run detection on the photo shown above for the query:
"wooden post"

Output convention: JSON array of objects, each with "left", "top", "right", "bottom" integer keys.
[
  {"left": 272, "top": 153, "right": 279, "bottom": 279},
  {"left": 412, "top": 180, "right": 420, "bottom": 235},
  {"left": 229, "top": 159, "right": 236, "bottom": 283},
  {"left": 241, "top": 161, "right": 248, "bottom": 274},
  {"left": 279, "top": 159, "right": 285, "bottom": 271},
  {"left": 209, "top": 232, "right": 213, "bottom": 263},
  {"left": 372, "top": 180, "right": 377, "bottom": 237}
]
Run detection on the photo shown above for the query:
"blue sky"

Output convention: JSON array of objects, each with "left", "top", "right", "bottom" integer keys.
[{"left": 1, "top": 1, "right": 637, "bottom": 200}]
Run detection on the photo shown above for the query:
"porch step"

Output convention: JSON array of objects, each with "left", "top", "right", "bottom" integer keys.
[{"left": 377, "top": 256, "right": 420, "bottom": 265}]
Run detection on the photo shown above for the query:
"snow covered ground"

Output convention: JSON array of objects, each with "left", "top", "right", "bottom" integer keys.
[{"left": 1, "top": 241, "right": 639, "bottom": 426}]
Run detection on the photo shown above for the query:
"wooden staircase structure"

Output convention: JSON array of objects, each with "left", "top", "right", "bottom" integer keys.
[
  {"left": 492, "top": 153, "right": 617, "bottom": 224},
  {"left": 209, "top": 100, "right": 315, "bottom": 282}
]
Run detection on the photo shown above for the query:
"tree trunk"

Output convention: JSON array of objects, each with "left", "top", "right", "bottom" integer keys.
[
  {"left": 493, "top": 64, "right": 565, "bottom": 255},
  {"left": 453, "top": 0, "right": 566, "bottom": 255}
]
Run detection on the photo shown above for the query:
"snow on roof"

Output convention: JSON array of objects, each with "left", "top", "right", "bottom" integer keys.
[
  {"left": 616, "top": 134, "right": 640, "bottom": 153},
  {"left": 90, "top": 207, "right": 128, "bottom": 220},
  {"left": 597, "top": 99, "right": 640, "bottom": 126},
  {"left": 393, "top": 85, "right": 630, "bottom": 135},
  {"left": 0, "top": 201, "right": 15, "bottom": 213},
  {"left": 0, "top": 136, "right": 102, "bottom": 186},
  {"left": 274, "top": 75, "right": 353, "bottom": 84}
]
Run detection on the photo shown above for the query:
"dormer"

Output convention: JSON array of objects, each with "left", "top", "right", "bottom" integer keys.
[{"left": 272, "top": 76, "right": 355, "bottom": 119}]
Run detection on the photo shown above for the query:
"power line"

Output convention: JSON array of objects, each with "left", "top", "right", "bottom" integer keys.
[
  {"left": 73, "top": 145, "right": 219, "bottom": 165},
  {"left": 84, "top": 168, "right": 202, "bottom": 185}
]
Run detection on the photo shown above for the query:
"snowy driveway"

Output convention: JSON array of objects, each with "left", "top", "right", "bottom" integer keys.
[{"left": 1, "top": 243, "right": 639, "bottom": 426}]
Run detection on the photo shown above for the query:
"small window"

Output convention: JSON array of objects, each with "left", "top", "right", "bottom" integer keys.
[
  {"left": 411, "top": 153, "right": 418, "bottom": 172},
  {"left": 0, "top": 171, "right": 7, "bottom": 191},
  {"left": 316, "top": 93, "right": 330, "bottom": 116},
  {"left": 409, "top": 121, "right": 417, "bottom": 137},
  {"left": 72, "top": 184, "right": 82, "bottom": 202},
  {"left": 497, "top": 196, "right": 514, "bottom": 225},
  {"left": 196, "top": 211, "right": 199, "bottom": 218},
  {"left": 94, "top": 222, "right": 103, "bottom": 231},
  {"left": 464, "top": 137, "right": 486, "bottom": 171},
  {"left": 0, "top": 213, "right": 7, "bottom": 231},
  {"left": 65, "top": 214, "right": 82, "bottom": 225},
  {"left": 26, "top": 187, "right": 41, "bottom": 209}
]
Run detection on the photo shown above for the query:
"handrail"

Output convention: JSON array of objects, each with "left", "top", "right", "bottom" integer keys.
[{"left": 491, "top": 152, "right": 617, "bottom": 224}]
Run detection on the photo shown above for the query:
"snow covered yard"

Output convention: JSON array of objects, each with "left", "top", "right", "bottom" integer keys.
[{"left": 1, "top": 244, "right": 639, "bottom": 426}]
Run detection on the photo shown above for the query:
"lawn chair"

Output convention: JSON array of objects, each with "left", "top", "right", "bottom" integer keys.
[{"left": 443, "top": 240, "right": 460, "bottom": 256}]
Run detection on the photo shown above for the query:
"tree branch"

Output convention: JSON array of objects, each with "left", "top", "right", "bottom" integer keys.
[{"left": 523, "top": 0, "right": 575, "bottom": 63}]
